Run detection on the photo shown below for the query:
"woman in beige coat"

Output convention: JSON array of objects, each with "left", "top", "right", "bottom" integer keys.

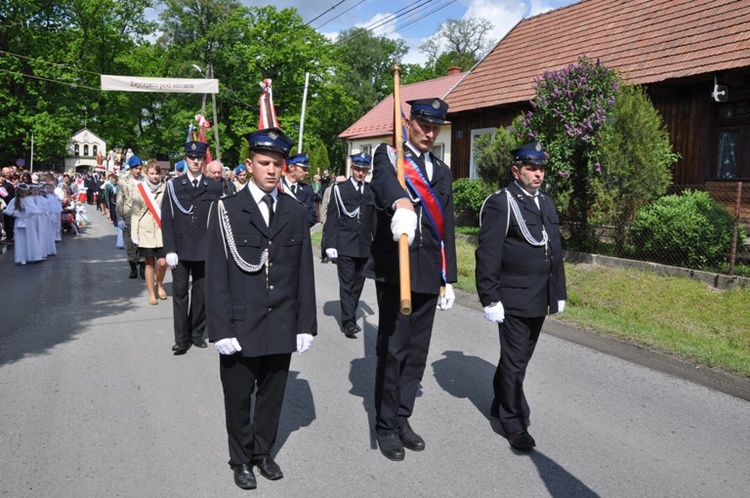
[{"left": 131, "top": 161, "right": 167, "bottom": 305}]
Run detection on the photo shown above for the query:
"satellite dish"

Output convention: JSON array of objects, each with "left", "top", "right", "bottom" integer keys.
[{"left": 712, "top": 76, "right": 728, "bottom": 102}]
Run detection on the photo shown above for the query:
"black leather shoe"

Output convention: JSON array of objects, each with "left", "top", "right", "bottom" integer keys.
[
  {"left": 507, "top": 430, "right": 536, "bottom": 450},
  {"left": 398, "top": 422, "right": 425, "bottom": 451},
  {"left": 128, "top": 264, "right": 138, "bottom": 279},
  {"left": 253, "top": 456, "right": 283, "bottom": 480},
  {"left": 193, "top": 340, "right": 208, "bottom": 348},
  {"left": 343, "top": 322, "right": 359, "bottom": 338},
  {"left": 232, "top": 463, "right": 257, "bottom": 490},
  {"left": 377, "top": 431, "right": 405, "bottom": 461},
  {"left": 173, "top": 344, "right": 190, "bottom": 355}
]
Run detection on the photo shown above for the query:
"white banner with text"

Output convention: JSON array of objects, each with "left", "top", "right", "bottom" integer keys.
[{"left": 100, "top": 75, "right": 219, "bottom": 94}]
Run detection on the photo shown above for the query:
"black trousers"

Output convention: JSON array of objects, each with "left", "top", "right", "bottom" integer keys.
[
  {"left": 3, "top": 213, "right": 13, "bottom": 241},
  {"left": 108, "top": 202, "right": 117, "bottom": 224},
  {"left": 336, "top": 255, "right": 368, "bottom": 326},
  {"left": 494, "top": 314, "right": 545, "bottom": 433},
  {"left": 171, "top": 259, "right": 206, "bottom": 346},
  {"left": 374, "top": 282, "right": 438, "bottom": 432},
  {"left": 220, "top": 353, "right": 291, "bottom": 467}
]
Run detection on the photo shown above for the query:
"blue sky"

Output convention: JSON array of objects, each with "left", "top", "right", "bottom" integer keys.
[{"left": 251, "top": 0, "right": 579, "bottom": 63}]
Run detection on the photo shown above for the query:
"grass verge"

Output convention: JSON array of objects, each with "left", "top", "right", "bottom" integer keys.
[{"left": 312, "top": 230, "right": 750, "bottom": 377}]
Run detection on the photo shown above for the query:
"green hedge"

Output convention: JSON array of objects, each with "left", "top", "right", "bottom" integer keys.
[{"left": 631, "top": 190, "right": 739, "bottom": 270}]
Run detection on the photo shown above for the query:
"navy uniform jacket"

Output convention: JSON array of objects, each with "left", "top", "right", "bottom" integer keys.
[
  {"left": 282, "top": 177, "right": 317, "bottom": 228},
  {"left": 205, "top": 188, "right": 317, "bottom": 357},
  {"left": 323, "top": 179, "right": 377, "bottom": 259},
  {"left": 366, "top": 142, "right": 458, "bottom": 295},
  {"left": 161, "top": 175, "right": 223, "bottom": 261},
  {"left": 475, "top": 181, "right": 567, "bottom": 317}
]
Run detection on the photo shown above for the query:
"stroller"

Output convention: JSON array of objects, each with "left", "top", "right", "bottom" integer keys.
[{"left": 61, "top": 198, "right": 80, "bottom": 236}]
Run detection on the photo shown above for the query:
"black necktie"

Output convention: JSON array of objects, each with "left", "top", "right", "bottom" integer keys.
[
  {"left": 357, "top": 182, "right": 362, "bottom": 195},
  {"left": 262, "top": 194, "right": 274, "bottom": 227},
  {"left": 292, "top": 184, "right": 297, "bottom": 195},
  {"left": 192, "top": 179, "right": 198, "bottom": 188}
]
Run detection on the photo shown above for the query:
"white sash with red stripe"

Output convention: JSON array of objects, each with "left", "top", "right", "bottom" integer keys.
[{"left": 137, "top": 181, "right": 162, "bottom": 228}]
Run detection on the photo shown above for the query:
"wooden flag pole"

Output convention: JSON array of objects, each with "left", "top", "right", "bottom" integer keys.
[{"left": 391, "top": 65, "right": 412, "bottom": 315}]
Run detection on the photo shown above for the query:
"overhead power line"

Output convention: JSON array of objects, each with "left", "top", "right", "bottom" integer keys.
[
  {"left": 305, "top": 0, "right": 350, "bottom": 27},
  {"left": 312, "top": 0, "right": 365, "bottom": 31},
  {"left": 0, "top": 67, "right": 101, "bottom": 92}
]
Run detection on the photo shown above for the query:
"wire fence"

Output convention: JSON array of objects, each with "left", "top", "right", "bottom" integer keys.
[{"left": 563, "top": 181, "right": 750, "bottom": 277}]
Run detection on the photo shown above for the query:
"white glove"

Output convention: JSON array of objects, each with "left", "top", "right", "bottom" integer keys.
[
  {"left": 117, "top": 220, "right": 126, "bottom": 229},
  {"left": 325, "top": 248, "right": 338, "bottom": 260},
  {"left": 166, "top": 252, "right": 179, "bottom": 269},
  {"left": 437, "top": 283, "right": 455, "bottom": 310},
  {"left": 390, "top": 208, "right": 417, "bottom": 246},
  {"left": 215, "top": 338, "right": 242, "bottom": 355},
  {"left": 557, "top": 300, "right": 566, "bottom": 313},
  {"left": 483, "top": 302, "right": 505, "bottom": 323},
  {"left": 131, "top": 237, "right": 139, "bottom": 246},
  {"left": 296, "top": 333, "right": 313, "bottom": 355}
]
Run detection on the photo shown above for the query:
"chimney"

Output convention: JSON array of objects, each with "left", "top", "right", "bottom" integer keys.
[{"left": 447, "top": 66, "right": 461, "bottom": 75}]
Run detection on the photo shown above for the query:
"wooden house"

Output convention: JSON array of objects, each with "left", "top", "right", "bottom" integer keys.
[{"left": 445, "top": 0, "right": 750, "bottom": 220}]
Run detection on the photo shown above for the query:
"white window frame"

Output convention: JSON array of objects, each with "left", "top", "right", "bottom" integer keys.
[
  {"left": 430, "top": 143, "right": 445, "bottom": 161},
  {"left": 469, "top": 128, "right": 496, "bottom": 180}
]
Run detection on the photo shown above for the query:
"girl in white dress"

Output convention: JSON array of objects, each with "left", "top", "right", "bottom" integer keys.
[
  {"left": 4, "top": 183, "right": 31, "bottom": 264},
  {"left": 25, "top": 185, "right": 46, "bottom": 262},
  {"left": 41, "top": 184, "right": 58, "bottom": 256}
]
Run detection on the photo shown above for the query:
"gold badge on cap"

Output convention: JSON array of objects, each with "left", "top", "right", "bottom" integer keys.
[{"left": 432, "top": 99, "right": 441, "bottom": 109}]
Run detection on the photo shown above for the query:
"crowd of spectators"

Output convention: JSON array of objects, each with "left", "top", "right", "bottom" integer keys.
[{"left": 0, "top": 165, "right": 116, "bottom": 262}]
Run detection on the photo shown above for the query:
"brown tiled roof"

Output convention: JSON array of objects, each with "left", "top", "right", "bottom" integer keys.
[
  {"left": 339, "top": 72, "right": 466, "bottom": 139},
  {"left": 447, "top": 0, "right": 750, "bottom": 113}
]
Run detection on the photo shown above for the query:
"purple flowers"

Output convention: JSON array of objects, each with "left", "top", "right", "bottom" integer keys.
[{"left": 524, "top": 55, "right": 619, "bottom": 165}]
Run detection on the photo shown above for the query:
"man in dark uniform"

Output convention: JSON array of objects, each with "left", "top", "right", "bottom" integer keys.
[
  {"left": 324, "top": 153, "right": 377, "bottom": 338},
  {"left": 367, "top": 98, "right": 458, "bottom": 461},
  {"left": 281, "top": 153, "right": 317, "bottom": 228},
  {"left": 162, "top": 140, "right": 223, "bottom": 355},
  {"left": 205, "top": 127, "right": 317, "bottom": 490},
  {"left": 475, "top": 142, "right": 567, "bottom": 450}
]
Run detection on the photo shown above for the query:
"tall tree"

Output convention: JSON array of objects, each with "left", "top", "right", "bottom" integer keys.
[
  {"left": 334, "top": 27, "right": 407, "bottom": 117},
  {"left": 419, "top": 17, "right": 495, "bottom": 74},
  {"left": 158, "top": 3, "right": 335, "bottom": 165},
  {"left": 0, "top": 0, "right": 154, "bottom": 167}
]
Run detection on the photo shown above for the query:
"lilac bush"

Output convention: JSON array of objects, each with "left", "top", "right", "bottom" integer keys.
[{"left": 519, "top": 56, "right": 620, "bottom": 248}]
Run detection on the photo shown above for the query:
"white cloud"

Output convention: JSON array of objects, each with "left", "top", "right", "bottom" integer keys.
[
  {"left": 353, "top": 12, "right": 428, "bottom": 66},
  {"left": 462, "top": 0, "right": 526, "bottom": 43},
  {"left": 529, "top": 0, "right": 560, "bottom": 16}
]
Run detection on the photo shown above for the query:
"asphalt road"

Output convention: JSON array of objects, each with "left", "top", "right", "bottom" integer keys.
[{"left": 1, "top": 209, "right": 749, "bottom": 497}]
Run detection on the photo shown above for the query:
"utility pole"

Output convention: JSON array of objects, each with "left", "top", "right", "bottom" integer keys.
[
  {"left": 298, "top": 72, "right": 310, "bottom": 153},
  {"left": 209, "top": 64, "right": 221, "bottom": 162}
]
